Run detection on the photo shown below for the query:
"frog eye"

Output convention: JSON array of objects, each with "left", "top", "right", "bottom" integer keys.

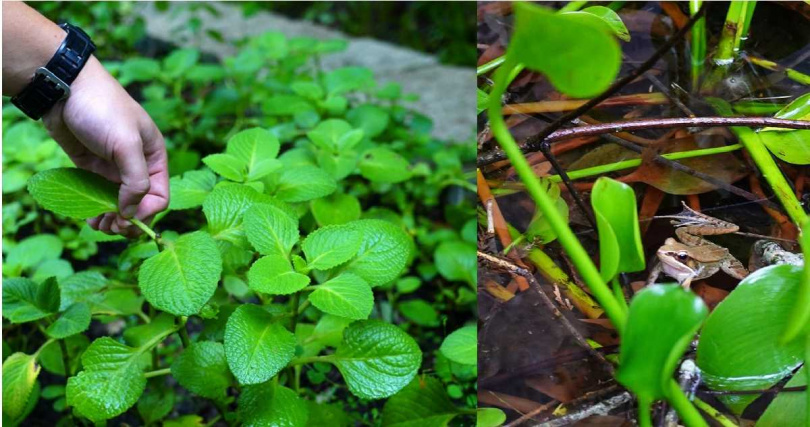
[{"left": 677, "top": 252, "right": 689, "bottom": 261}]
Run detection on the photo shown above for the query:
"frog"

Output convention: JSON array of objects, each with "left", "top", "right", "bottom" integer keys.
[{"left": 647, "top": 202, "right": 749, "bottom": 288}]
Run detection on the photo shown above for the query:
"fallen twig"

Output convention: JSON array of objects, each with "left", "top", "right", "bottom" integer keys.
[{"left": 535, "top": 392, "right": 634, "bottom": 427}]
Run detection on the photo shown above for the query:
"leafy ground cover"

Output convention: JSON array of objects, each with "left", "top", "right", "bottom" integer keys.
[
  {"left": 478, "top": 1, "right": 810, "bottom": 426},
  {"left": 2, "top": 5, "right": 477, "bottom": 426}
]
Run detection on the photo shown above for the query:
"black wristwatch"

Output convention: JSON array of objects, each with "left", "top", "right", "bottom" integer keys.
[{"left": 11, "top": 23, "right": 96, "bottom": 120}]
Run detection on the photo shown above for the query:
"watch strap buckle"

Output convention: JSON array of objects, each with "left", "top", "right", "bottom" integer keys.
[{"left": 35, "top": 67, "right": 71, "bottom": 99}]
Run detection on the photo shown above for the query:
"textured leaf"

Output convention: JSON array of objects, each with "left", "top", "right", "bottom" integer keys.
[
  {"left": 330, "top": 320, "right": 422, "bottom": 399},
  {"left": 244, "top": 203, "right": 299, "bottom": 257},
  {"left": 309, "top": 273, "right": 373, "bottom": 320},
  {"left": 381, "top": 377, "right": 460, "bottom": 427},
  {"left": 203, "top": 153, "right": 246, "bottom": 182},
  {"left": 66, "top": 337, "right": 152, "bottom": 423},
  {"left": 226, "top": 128, "right": 281, "bottom": 181},
  {"left": 28, "top": 168, "right": 118, "bottom": 218},
  {"left": 359, "top": 148, "right": 412, "bottom": 183},
  {"left": 275, "top": 166, "right": 336, "bottom": 202},
  {"left": 169, "top": 169, "right": 217, "bottom": 210},
  {"left": 2, "top": 277, "right": 56, "bottom": 323},
  {"left": 434, "top": 241, "right": 476, "bottom": 286},
  {"left": 224, "top": 305, "right": 296, "bottom": 385},
  {"left": 247, "top": 255, "right": 311, "bottom": 295},
  {"left": 302, "top": 224, "right": 362, "bottom": 270},
  {"left": 45, "top": 303, "right": 91, "bottom": 339},
  {"left": 439, "top": 325, "right": 477, "bottom": 366},
  {"left": 345, "top": 220, "right": 411, "bottom": 287},
  {"left": 123, "top": 313, "right": 177, "bottom": 348},
  {"left": 2, "top": 353, "right": 40, "bottom": 421},
  {"left": 138, "top": 231, "right": 223, "bottom": 316},
  {"left": 203, "top": 184, "right": 268, "bottom": 247},
  {"left": 310, "top": 192, "right": 362, "bottom": 226},
  {"left": 171, "top": 341, "right": 231, "bottom": 400},
  {"left": 239, "top": 382, "right": 309, "bottom": 427},
  {"left": 5, "top": 234, "right": 63, "bottom": 271}
]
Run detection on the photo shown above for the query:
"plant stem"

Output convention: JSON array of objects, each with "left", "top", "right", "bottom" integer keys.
[
  {"left": 668, "top": 380, "right": 709, "bottom": 427},
  {"left": 477, "top": 56, "right": 505, "bottom": 76},
  {"left": 692, "top": 397, "right": 738, "bottom": 427},
  {"left": 558, "top": 0, "right": 589, "bottom": 13},
  {"left": 289, "top": 292, "right": 301, "bottom": 332},
  {"left": 143, "top": 368, "right": 172, "bottom": 379},
  {"left": 611, "top": 277, "right": 629, "bottom": 314},
  {"left": 689, "top": 0, "right": 706, "bottom": 88},
  {"left": 503, "top": 92, "right": 669, "bottom": 115},
  {"left": 747, "top": 56, "right": 810, "bottom": 85},
  {"left": 131, "top": 217, "right": 159, "bottom": 242},
  {"left": 488, "top": 59, "right": 627, "bottom": 334},
  {"left": 177, "top": 316, "right": 191, "bottom": 348},
  {"left": 637, "top": 396, "right": 653, "bottom": 427},
  {"left": 58, "top": 339, "right": 71, "bottom": 377}
]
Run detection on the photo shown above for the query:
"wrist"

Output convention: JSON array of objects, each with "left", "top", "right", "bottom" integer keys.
[{"left": 2, "top": 4, "right": 66, "bottom": 96}]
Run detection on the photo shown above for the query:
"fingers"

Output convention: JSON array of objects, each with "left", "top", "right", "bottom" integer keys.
[
  {"left": 111, "top": 135, "right": 151, "bottom": 218},
  {"left": 139, "top": 122, "right": 170, "bottom": 218}
]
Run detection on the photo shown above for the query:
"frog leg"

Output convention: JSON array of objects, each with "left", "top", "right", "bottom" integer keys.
[
  {"left": 721, "top": 255, "right": 749, "bottom": 280},
  {"left": 646, "top": 262, "right": 662, "bottom": 286}
]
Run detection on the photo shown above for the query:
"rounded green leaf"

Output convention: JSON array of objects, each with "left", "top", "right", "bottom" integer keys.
[
  {"left": 307, "top": 119, "right": 364, "bottom": 151},
  {"left": 381, "top": 376, "right": 461, "bottom": 427},
  {"left": 616, "top": 285, "right": 708, "bottom": 403},
  {"left": 344, "top": 220, "right": 411, "bottom": 287},
  {"left": 591, "top": 177, "right": 645, "bottom": 281},
  {"left": 439, "top": 325, "right": 477, "bottom": 366},
  {"left": 226, "top": 128, "right": 282, "bottom": 181},
  {"left": 309, "top": 273, "right": 373, "bottom": 320},
  {"left": 302, "top": 224, "right": 362, "bottom": 270},
  {"left": 171, "top": 341, "right": 231, "bottom": 400},
  {"left": 2, "top": 353, "right": 40, "bottom": 421},
  {"left": 239, "top": 382, "right": 309, "bottom": 427},
  {"left": 169, "top": 169, "right": 217, "bottom": 210},
  {"left": 6, "top": 234, "right": 63, "bottom": 272},
  {"left": 310, "top": 192, "right": 362, "bottom": 226},
  {"left": 224, "top": 304, "right": 296, "bottom": 385},
  {"left": 244, "top": 203, "right": 299, "bottom": 257},
  {"left": 477, "top": 408, "right": 507, "bottom": 427},
  {"left": 202, "top": 153, "right": 246, "bottom": 182},
  {"left": 28, "top": 168, "right": 118, "bottom": 219},
  {"left": 275, "top": 166, "right": 337, "bottom": 202},
  {"left": 247, "top": 255, "right": 311, "bottom": 295},
  {"left": 2, "top": 278, "right": 54, "bottom": 324},
  {"left": 203, "top": 184, "right": 272, "bottom": 247},
  {"left": 359, "top": 148, "right": 412, "bottom": 183},
  {"left": 508, "top": 2, "right": 621, "bottom": 98},
  {"left": 138, "top": 231, "right": 223, "bottom": 316},
  {"left": 398, "top": 299, "right": 440, "bottom": 327},
  {"left": 45, "top": 302, "right": 91, "bottom": 339},
  {"left": 347, "top": 104, "right": 389, "bottom": 138},
  {"left": 564, "top": 6, "right": 631, "bottom": 42},
  {"left": 434, "top": 241, "right": 476, "bottom": 286},
  {"left": 697, "top": 265, "right": 805, "bottom": 414},
  {"left": 331, "top": 320, "right": 422, "bottom": 399}
]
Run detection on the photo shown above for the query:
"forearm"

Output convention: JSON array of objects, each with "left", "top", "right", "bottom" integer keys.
[{"left": 2, "top": 1, "right": 69, "bottom": 95}]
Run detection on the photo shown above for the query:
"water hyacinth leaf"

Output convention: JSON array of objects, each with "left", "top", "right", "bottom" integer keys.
[
  {"left": 224, "top": 304, "right": 296, "bottom": 385},
  {"left": 756, "top": 93, "right": 810, "bottom": 164},
  {"left": 564, "top": 6, "right": 631, "bottom": 42},
  {"left": 309, "top": 273, "right": 374, "bottom": 320},
  {"left": 171, "top": 341, "right": 231, "bottom": 400},
  {"left": 310, "top": 192, "right": 362, "bottom": 226},
  {"left": 756, "top": 367, "right": 806, "bottom": 426},
  {"left": 238, "top": 382, "right": 309, "bottom": 427},
  {"left": 761, "top": 92, "right": 810, "bottom": 131},
  {"left": 45, "top": 302, "right": 91, "bottom": 339},
  {"left": 697, "top": 265, "right": 805, "bottom": 414},
  {"left": 477, "top": 408, "right": 508, "bottom": 427},
  {"left": 380, "top": 376, "right": 461, "bottom": 427},
  {"left": 302, "top": 224, "right": 362, "bottom": 270},
  {"left": 226, "top": 128, "right": 282, "bottom": 181},
  {"left": 169, "top": 169, "right": 217, "bottom": 210},
  {"left": 344, "top": 220, "right": 411, "bottom": 287},
  {"left": 247, "top": 254, "right": 311, "bottom": 295},
  {"left": 202, "top": 153, "right": 246, "bottom": 182},
  {"left": 244, "top": 203, "right": 299, "bottom": 257},
  {"left": 66, "top": 337, "right": 151, "bottom": 423},
  {"left": 275, "top": 165, "right": 337, "bottom": 202},
  {"left": 434, "top": 240, "right": 477, "bottom": 286},
  {"left": 330, "top": 320, "right": 422, "bottom": 399},
  {"left": 2, "top": 353, "right": 40, "bottom": 421},
  {"left": 782, "top": 218, "right": 810, "bottom": 343},
  {"left": 591, "top": 177, "right": 645, "bottom": 281},
  {"left": 439, "top": 325, "right": 477, "bottom": 366},
  {"left": 508, "top": 2, "right": 621, "bottom": 98},
  {"left": 28, "top": 168, "right": 118, "bottom": 219},
  {"left": 616, "top": 285, "right": 708, "bottom": 403},
  {"left": 138, "top": 231, "right": 223, "bottom": 316},
  {"left": 359, "top": 147, "right": 412, "bottom": 184}
]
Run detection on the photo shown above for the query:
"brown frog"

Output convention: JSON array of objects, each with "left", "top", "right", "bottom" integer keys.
[{"left": 647, "top": 203, "right": 749, "bottom": 288}]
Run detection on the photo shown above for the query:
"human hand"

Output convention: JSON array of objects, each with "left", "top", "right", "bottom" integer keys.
[{"left": 42, "top": 57, "right": 169, "bottom": 237}]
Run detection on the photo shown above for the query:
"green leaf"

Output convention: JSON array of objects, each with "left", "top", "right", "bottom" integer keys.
[
  {"left": 330, "top": 320, "right": 422, "bottom": 399},
  {"left": 307, "top": 119, "right": 364, "bottom": 151},
  {"left": 2, "top": 353, "right": 40, "bottom": 421},
  {"left": 399, "top": 299, "right": 441, "bottom": 327},
  {"left": 291, "top": 81, "right": 325, "bottom": 100},
  {"left": 697, "top": 265, "right": 806, "bottom": 414},
  {"left": 202, "top": 153, "right": 246, "bottom": 182},
  {"left": 275, "top": 166, "right": 337, "bottom": 202},
  {"left": 224, "top": 304, "right": 296, "bottom": 385},
  {"left": 616, "top": 285, "right": 708, "bottom": 403},
  {"left": 66, "top": 337, "right": 151, "bottom": 423},
  {"left": 476, "top": 89, "right": 490, "bottom": 115},
  {"left": 203, "top": 184, "right": 268, "bottom": 246},
  {"left": 359, "top": 148, "right": 412, "bottom": 183},
  {"left": 324, "top": 67, "right": 374, "bottom": 95},
  {"left": 440, "top": 325, "right": 477, "bottom": 365},
  {"left": 2, "top": 277, "right": 57, "bottom": 323},
  {"left": 477, "top": 408, "right": 507, "bottom": 427},
  {"left": 591, "top": 177, "right": 645, "bottom": 281},
  {"left": 138, "top": 231, "right": 223, "bottom": 316},
  {"left": 123, "top": 313, "right": 177, "bottom": 348},
  {"left": 508, "top": 2, "right": 621, "bottom": 98},
  {"left": 247, "top": 255, "right": 311, "bottom": 295},
  {"left": 32, "top": 259, "right": 73, "bottom": 282},
  {"left": 36, "top": 276, "right": 61, "bottom": 314},
  {"left": 171, "top": 341, "right": 231, "bottom": 400},
  {"left": 311, "top": 314, "right": 354, "bottom": 348},
  {"left": 137, "top": 382, "right": 175, "bottom": 425},
  {"left": 28, "top": 168, "right": 118, "bottom": 219},
  {"left": 163, "top": 48, "right": 200, "bottom": 78},
  {"left": 309, "top": 273, "right": 373, "bottom": 320},
  {"left": 564, "top": 6, "right": 631, "bottom": 42},
  {"left": 434, "top": 241, "right": 476, "bottom": 286},
  {"left": 169, "top": 169, "right": 217, "bottom": 210},
  {"left": 344, "top": 220, "right": 411, "bottom": 287},
  {"left": 755, "top": 93, "right": 810, "bottom": 164},
  {"left": 45, "top": 303, "right": 91, "bottom": 339},
  {"left": 302, "top": 224, "right": 362, "bottom": 270},
  {"left": 310, "top": 192, "right": 362, "bottom": 226},
  {"left": 39, "top": 335, "right": 88, "bottom": 376},
  {"left": 163, "top": 415, "right": 206, "bottom": 427},
  {"left": 239, "top": 382, "right": 309, "bottom": 427},
  {"left": 347, "top": 104, "right": 389, "bottom": 138},
  {"left": 306, "top": 401, "right": 353, "bottom": 427},
  {"left": 226, "top": 128, "right": 282, "bottom": 181},
  {"left": 262, "top": 95, "right": 314, "bottom": 116},
  {"left": 757, "top": 367, "right": 806, "bottom": 426},
  {"left": 763, "top": 92, "right": 810, "bottom": 129},
  {"left": 381, "top": 377, "right": 461, "bottom": 427},
  {"left": 244, "top": 203, "right": 299, "bottom": 257},
  {"left": 6, "top": 234, "right": 63, "bottom": 271},
  {"left": 118, "top": 58, "right": 160, "bottom": 86}
]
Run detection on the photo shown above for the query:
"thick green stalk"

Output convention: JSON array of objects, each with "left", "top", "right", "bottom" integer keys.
[
  {"left": 748, "top": 56, "right": 810, "bottom": 85},
  {"left": 668, "top": 380, "right": 709, "bottom": 427},
  {"left": 488, "top": 59, "right": 627, "bottom": 333},
  {"left": 692, "top": 397, "right": 738, "bottom": 427},
  {"left": 782, "top": 218, "right": 810, "bottom": 343},
  {"left": 638, "top": 396, "right": 653, "bottom": 427},
  {"left": 559, "top": 0, "right": 588, "bottom": 13},
  {"left": 689, "top": 0, "right": 706, "bottom": 88},
  {"left": 477, "top": 56, "right": 505, "bottom": 76}
]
